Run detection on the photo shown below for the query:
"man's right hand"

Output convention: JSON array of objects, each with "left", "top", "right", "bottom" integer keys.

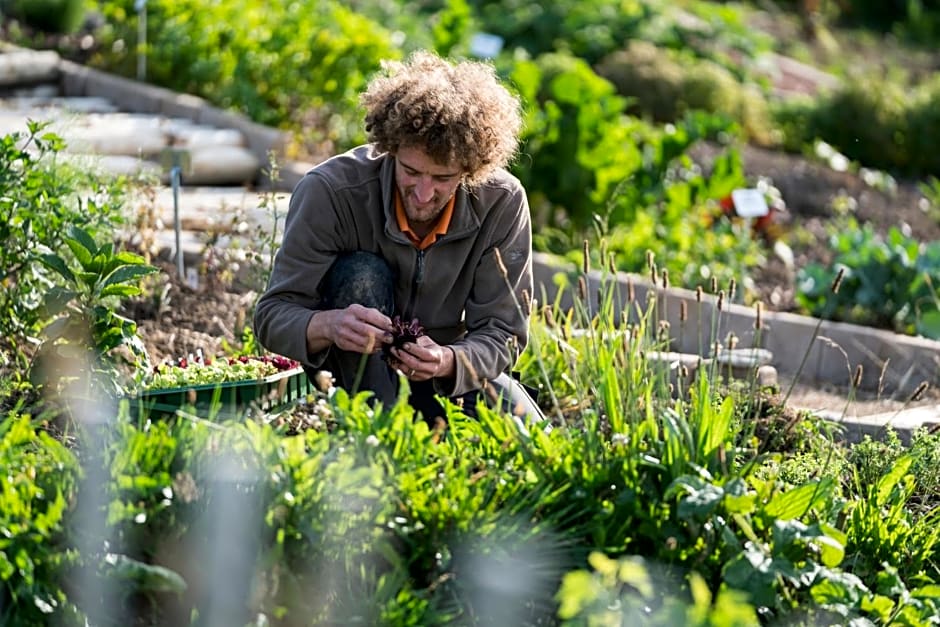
[{"left": 306, "top": 304, "right": 394, "bottom": 355}]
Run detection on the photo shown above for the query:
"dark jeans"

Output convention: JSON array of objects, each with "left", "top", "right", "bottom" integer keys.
[{"left": 306, "top": 251, "right": 543, "bottom": 430}]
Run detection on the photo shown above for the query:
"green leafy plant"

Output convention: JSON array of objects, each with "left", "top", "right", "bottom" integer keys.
[
  {"left": 0, "top": 124, "right": 125, "bottom": 372},
  {"left": 93, "top": 0, "right": 400, "bottom": 152},
  {"left": 0, "top": 413, "right": 82, "bottom": 626},
  {"left": 556, "top": 552, "right": 759, "bottom": 625},
  {"left": 843, "top": 455, "right": 940, "bottom": 587},
  {"left": 32, "top": 225, "right": 157, "bottom": 396},
  {"left": 795, "top": 218, "right": 940, "bottom": 338},
  {"left": 146, "top": 354, "right": 299, "bottom": 390}
]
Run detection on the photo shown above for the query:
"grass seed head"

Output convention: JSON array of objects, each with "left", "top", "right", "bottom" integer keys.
[
  {"left": 909, "top": 381, "right": 929, "bottom": 403},
  {"left": 830, "top": 267, "right": 845, "bottom": 294},
  {"left": 853, "top": 364, "right": 864, "bottom": 389}
]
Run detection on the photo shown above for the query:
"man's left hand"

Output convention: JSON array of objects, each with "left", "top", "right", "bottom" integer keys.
[{"left": 390, "top": 335, "right": 455, "bottom": 381}]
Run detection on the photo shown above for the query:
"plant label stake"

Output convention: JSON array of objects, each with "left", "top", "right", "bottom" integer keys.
[
  {"left": 135, "top": 0, "right": 147, "bottom": 81},
  {"left": 160, "top": 147, "right": 193, "bottom": 281}
]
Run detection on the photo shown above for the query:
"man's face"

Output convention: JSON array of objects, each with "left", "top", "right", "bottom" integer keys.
[{"left": 394, "top": 145, "right": 463, "bottom": 227}]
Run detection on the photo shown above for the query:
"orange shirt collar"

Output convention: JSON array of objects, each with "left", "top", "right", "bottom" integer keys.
[{"left": 395, "top": 189, "right": 455, "bottom": 250}]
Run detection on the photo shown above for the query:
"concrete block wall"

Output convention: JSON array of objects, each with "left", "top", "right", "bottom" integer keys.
[{"left": 532, "top": 252, "right": 940, "bottom": 398}]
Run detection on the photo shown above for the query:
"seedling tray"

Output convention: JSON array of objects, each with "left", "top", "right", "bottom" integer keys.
[{"left": 129, "top": 366, "right": 312, "bottom": 419}]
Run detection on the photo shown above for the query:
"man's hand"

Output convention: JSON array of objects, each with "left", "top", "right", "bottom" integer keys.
[
  {"left": 390, "top": 335, "right": 455, "bottom": 381},
  {"left": 306, "top": 304, "right": 393, "bottom": 354}
]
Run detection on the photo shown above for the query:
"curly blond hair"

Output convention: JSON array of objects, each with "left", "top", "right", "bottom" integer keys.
[{"left": 360, "top": 50, "right": 523, "bottom": 187}]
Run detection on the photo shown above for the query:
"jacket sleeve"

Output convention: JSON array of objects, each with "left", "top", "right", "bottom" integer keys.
[
  {"left": 253, "top": 173, "right": 350, "bottom": 367},
  {"left": 442, "top": 184, "right": 533, "bottom": 397}
]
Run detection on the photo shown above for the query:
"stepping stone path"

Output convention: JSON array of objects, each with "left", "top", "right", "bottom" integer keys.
[
  {"left": 0, "top": 46, "right": 295, "bottom": 262},
  {"left": 0, "top": 48, "right": 262, "bottom": 186}
]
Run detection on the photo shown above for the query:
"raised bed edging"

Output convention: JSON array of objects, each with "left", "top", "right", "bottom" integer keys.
[{"left": 532, "top": 252, "right": 940, "bottom": 398}]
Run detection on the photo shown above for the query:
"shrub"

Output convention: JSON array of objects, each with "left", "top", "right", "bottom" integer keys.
[
  {"left": 0, "top": 124, "right": 126, "bottom": 373},
  {"left": 807, "top": 77, "right": 910, "bottom": 172},
  {"left": 4, "top": 0, "right": 86, "bottom": 34},
  {"left": 509, "top": 52, "right": 643, "bottom": 229},
  {"left": 596, "top": 41, "right": 776, "bottom": 146},
  {"left": 795, "top": 218, "right": 940, "bottom": 339},
  {"left": 904, "top": 74, "right": 940, "bottom": 176},
  {"left": 594, "top": 40, "right": 687, "bottom": 121},
  {"left": 774, "top": 74, "right": 940, "bottom": 177},
  {"left": 468, "top": 0, "right": 653, "bottom": 64},
  {"left": 92, "top": 0, "right": 401, "bottom": 153}
]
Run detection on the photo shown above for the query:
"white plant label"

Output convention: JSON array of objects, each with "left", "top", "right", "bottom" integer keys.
[{"left": 731, "top": 188, "right": 770, "bottom": 218}]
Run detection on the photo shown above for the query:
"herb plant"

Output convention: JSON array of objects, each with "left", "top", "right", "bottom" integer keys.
[{"left": 33, "top": 225, "right": 157, "bottom": 396}]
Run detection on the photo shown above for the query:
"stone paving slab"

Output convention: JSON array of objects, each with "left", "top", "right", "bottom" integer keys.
[{"left": 814, "top": 404, "right": 940, "bottom": 445}]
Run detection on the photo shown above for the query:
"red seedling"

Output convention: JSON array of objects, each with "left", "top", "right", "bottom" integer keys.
[{"left": 383, "top": 315, "right": 425, "bottom": 361}]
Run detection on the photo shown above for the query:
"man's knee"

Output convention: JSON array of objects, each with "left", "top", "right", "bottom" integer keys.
[{"left": 320, "top": 251, "right": 395, "bottom": 316}]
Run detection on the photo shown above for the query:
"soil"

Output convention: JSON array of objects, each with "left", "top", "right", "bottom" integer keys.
[{"left": 691, "top": 141, "right": 940, "bottom": 312}]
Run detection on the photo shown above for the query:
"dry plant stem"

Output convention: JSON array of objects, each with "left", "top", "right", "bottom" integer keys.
[
  {"left": 706, "top": 289, "right": 724, "bottom": 386},
  {"left": 874, "top": 380, "right": 931, "bottom": 441},
  {"left": 781, "top": 265, "right": 845, "bottom": 409},
  {"left": 455, "top": 349, "right": 499, "bottom": 408},
  {"left": 696, "top": 286, "right": 704, "bottom": 360}
]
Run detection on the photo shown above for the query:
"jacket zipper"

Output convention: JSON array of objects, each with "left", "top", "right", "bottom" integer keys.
[{"left": 403, "top": 248, "right": 425, "bottom": 319}]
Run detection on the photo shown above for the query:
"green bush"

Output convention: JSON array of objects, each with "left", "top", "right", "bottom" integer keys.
[
  {"left": 468, "top": 0, "right": 653, "bottom": 64},
  {"left": 775, "top": 74, "right": 940, "bottom": 177},
  {"left": 5, "top": 0, "right": 86, "bottom": 34},
  {"left": 595, "top": 41, "right": 777, "bottom": 146},
  {"left": 808, "top": 77, "right": 909, "bottom": 172},
  {"left": 509, "top": 52, "right": 643, "bottom": 229},
  {"left": 904, "top": 74, "right": 940, "bottom": 176},
  {"left": 795, "top": 218, "right": 940, "bottom": 339},
  {"left": 93, "top": 0, "right": 402, "bottom": 153},
  {"left": 0, "top": 124, "right": 126, "bottom": 372},
  {"left": 594, "top": 40, "right": 687, "bottom": 121}
]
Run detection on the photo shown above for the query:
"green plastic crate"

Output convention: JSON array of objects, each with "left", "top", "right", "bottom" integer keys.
[{"left": 128, "top": 366, "right": 313, "bottom": 419}]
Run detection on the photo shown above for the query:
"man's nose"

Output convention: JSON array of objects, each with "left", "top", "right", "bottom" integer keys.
[{"left": 414, "top": 178, "right": 435, "bottom": 202}]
